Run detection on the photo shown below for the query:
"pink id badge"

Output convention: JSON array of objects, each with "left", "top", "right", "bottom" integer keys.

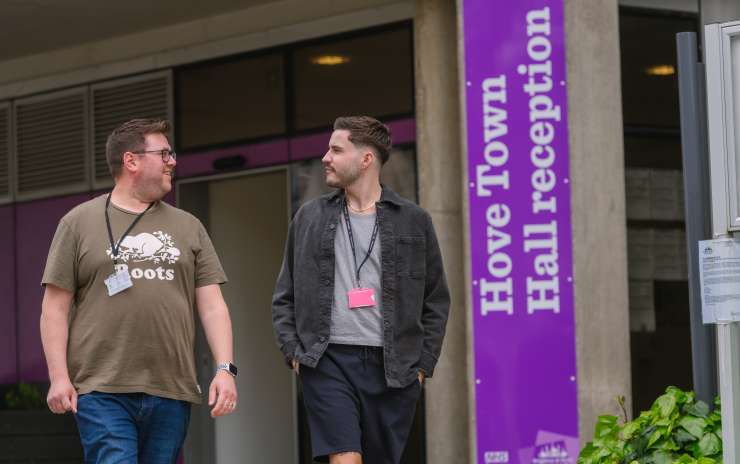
[{"left": 347, "top": 287, "right": 376, "bottom": 309}]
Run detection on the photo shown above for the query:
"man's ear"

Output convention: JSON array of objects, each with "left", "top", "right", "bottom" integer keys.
[
  {"left": 122, "top": 151, "right": 138, "bottom": 174},
  {"left": 362, "top": 150, "right": 376, "bottom": 169}
]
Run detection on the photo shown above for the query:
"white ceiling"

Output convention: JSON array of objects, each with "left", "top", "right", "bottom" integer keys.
[{"left": 0, "top": 0, "right": 274, "bottom": 61}]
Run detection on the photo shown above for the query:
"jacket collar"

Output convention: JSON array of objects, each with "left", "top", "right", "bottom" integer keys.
[{"left": 328, "top": 184, "right": 403, "bottom": 208}]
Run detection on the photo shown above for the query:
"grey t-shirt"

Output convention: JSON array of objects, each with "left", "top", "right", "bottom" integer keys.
[{"left": 330, "top": 209, "right": 383, "bottom": 346}]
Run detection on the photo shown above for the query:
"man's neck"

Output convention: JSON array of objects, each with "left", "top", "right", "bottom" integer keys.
[
  {"left": 110, "top": 183, "right": 156, "bottom": 213},
  {"left": 344, "top": 178, "right": 382, "bottom": 214}
]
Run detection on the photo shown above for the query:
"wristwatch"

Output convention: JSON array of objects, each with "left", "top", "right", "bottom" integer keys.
[{"left": 216, "top": 362, "right": 238, "bottom": 377}]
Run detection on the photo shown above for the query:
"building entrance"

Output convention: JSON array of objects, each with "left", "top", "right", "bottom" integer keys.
[{"left": 179, "top": 168, "right": 296, "bottom": 464}]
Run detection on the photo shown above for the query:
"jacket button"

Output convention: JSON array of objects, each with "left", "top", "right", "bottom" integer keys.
[
  {"left": 324, "top": 279, "right": 330, "bottom": 285},
  {"left": 329, "top": 224, "right": 336, "bottom": 230},
  {"left": 319, "top": 336, "right": 326, "bottom": 342}
]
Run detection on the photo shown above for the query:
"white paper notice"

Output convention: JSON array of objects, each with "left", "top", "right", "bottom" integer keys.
[{"left": 698, "top": 238, "right": 740, "bottom": 323}]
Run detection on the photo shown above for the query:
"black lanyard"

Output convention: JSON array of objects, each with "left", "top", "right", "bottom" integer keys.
[
  {"left": 105, "top": 194, "right": 153, "bottom": 264},
  {"left": 342, "top": 199, "right": 379, "bottom": 288}
]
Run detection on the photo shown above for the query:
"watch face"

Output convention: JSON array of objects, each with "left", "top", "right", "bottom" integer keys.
[{"left": 229, "top": 363, "right": 238, "bottom": 376}]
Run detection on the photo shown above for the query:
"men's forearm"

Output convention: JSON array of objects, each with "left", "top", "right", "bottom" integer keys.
[
  {"left": 40, "top": 309, "right": 71, "bottom": 382},
  {"left": 200, "top": 306, "right": 234, "bottom": 363}
]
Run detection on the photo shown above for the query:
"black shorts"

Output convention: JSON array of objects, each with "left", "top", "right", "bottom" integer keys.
[{"left": 299, "top": 344, "right": 422, "bottom": 464}]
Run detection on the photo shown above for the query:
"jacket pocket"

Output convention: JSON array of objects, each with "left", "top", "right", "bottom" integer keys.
[{"left": 397, "top": 235, "right": 426, "bottom": 279}]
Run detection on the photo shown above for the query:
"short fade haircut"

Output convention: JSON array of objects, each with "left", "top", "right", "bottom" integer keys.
[
  {"left": 106, "top": 118, "right": 170, "bottom": 178},
  {"left": 333, "top": 116, "right": 392, "bottom": 164}
]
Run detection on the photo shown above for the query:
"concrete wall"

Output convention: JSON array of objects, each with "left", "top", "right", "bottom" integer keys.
[
  {"left": 414, "top": 0, "right": 471, "bottom": 462},
  {"left": 702, "top": 0, "right": 740, "bottom": 24},
  {"left": 565, "top": 0, "right": 633, "bottom": 439}
]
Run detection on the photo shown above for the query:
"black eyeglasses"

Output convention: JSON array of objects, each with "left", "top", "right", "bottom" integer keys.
[{"left": 132, "top": 149, "right": 176, "bottom": 162}]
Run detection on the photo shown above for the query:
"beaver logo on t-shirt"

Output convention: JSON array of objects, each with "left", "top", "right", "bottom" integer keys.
[
  {"left": 106, "top": 231, "right": 180, "bottom": 264},
  {"left": 106, "top": 231, "right": 180, "bottom": 281}
]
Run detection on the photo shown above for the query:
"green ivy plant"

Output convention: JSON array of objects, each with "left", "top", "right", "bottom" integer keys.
[
  {"left": 2, "top": 383, "right": 46, "bottom": 410},
  {"left": 578, "top": 387, "right": 722, "bottom": 464}
]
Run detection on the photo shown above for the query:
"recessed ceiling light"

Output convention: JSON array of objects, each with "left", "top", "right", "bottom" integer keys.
[
  {"left": 645, "top": 65, "right": 675, "bottom": 76},
  {"left": 311, "top": 55, "right": 351, "bottom": 66}
]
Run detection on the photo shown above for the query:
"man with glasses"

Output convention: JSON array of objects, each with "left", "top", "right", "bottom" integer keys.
[{"left": 40, "top": 119, "right": 238, "bottom": 463}]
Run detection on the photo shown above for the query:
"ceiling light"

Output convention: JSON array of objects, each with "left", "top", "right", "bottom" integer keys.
[
  {"left": 311, "top": 55, "right": 351, "bottom": 66},
  {"left": 645, "top": 65, "right": 675, "bottom": 76}
]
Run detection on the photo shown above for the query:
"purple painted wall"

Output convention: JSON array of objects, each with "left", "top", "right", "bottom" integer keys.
[
  {"left": 16, "top": 193, "right": 92, "bottom": 382},
  {"left": 176, "top": 139, "right": 289, "bottom": 179},
  {"left": 0, "top": 205, "right": 17, "bottom": 384}
]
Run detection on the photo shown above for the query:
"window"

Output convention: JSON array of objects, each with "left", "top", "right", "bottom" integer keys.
[
  {"left": 177, "top": 53, "right": 285, "bottom": 150},
  {"left": 620, "top": 7, "right": 698, "bottom": 415},
  {"left": 620, "top": 11, "right": 696, "bottom": 128},
  {"left": 292, "top": 26, "right": 413, "bottom": 131}
]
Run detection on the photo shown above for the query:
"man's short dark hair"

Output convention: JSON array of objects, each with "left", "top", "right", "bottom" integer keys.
[
  {"left": 106, "top": 119, "right": 170, "bottom": 178},
  {"left": 333, "top": 116, "right": 392, "bottom": 164}
]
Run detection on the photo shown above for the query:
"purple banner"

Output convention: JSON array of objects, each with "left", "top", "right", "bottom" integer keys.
[{"left": 462, "top": 1, "right": 578, "bottom": 463}]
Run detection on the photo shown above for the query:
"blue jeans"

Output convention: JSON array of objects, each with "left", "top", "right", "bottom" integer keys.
[{"left": 75, "top": 392, "right": 191, "bottom": 464}]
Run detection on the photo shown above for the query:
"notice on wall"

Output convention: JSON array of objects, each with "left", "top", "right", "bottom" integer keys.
[
  {"left": 461, "top": 0, "right": 578, "bottom": 462},
  {"left": 699, "top": 238, "right": 740, "bottom": 323}
]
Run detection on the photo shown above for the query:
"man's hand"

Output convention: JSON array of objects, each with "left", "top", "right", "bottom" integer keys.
[
  {"left": 208, "top": 370, "right": 238, "bottom": 418},
  {"left": 292, "top": 359, "right": 300, "bottom": 374},
  {"left": 47, "top": 378, "right": 77, "bottom": 414},
  {"left": 418, "top": 371, "right": 425, "bottom": 385}
]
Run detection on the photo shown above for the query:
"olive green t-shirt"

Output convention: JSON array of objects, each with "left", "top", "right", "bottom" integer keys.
[{"left": 41, "top": 194, "right": 227, "bottom": 404}]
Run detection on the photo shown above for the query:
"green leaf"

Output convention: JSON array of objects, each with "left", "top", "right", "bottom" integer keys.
[
  {"left": 595, "top": 415, "right": 619, "bottom": 438},
  {"left": 675, "top": 428, "right": 699, "bottom": 445},
  {"left": 657, "top": 437, "right": 679, "bottom": 451},
  {"left": 666, "top": 386, "right": 687, "bottom": 403},
  {"left": 680, "top": 416, "right": 708, "bottom": 439},
  {"left": 697, "top": 457, "right": 717, "bottom": 464},
  {"left": 578, "top": 442, "right": 596, "bottom": 459},
  {"left": 697, "top": 433, "right": 721, "bottom": 457},
  {"left": 685, "top": 401, "right": 711, "bottom": 418},
  {"left": 673, "top": 456, "right": 697, "bottom": 464},
  {"left": 622, "top": 421, "right": 641, "bottom": 440},
  {"left": 654, "top": 394, "right": 678, "bottom": 418},
  {"left": 649, "top": 450, "right": 674, "bottom": 464},
  {"left": 594, "top": 447, "right": 613, "bottom": 460},
  {"left": 647, "top": 428, "right": 664, "bottom": 448}
]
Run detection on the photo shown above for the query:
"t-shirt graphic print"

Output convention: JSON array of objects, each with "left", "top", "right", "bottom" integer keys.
[{"left": 107, "top": 231, "right": 180, "bottom": 281}]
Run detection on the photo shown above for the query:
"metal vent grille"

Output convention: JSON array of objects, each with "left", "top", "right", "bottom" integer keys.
[
  {"left": 92, "top": 73, "right": 172, "bottom": 185},
  {"left": 15, "top": 90, "right": 88, "bottom": 199},
  {"left": 0, "top": 105, "right": 9, "bottom": 202}
]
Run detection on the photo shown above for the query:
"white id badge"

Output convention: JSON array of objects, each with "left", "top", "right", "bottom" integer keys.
[{"left": 105, "top": 264, "right": 133, "bottom": 296}]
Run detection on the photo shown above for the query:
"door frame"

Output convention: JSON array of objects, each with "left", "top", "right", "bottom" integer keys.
[{"left": 176, "top": 165, "right": 297, "bottom": 464}]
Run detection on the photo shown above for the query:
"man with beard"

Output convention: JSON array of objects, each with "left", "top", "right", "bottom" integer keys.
[
  {"left": 272, "top": 115, "right": 450, "bottom": 464},
  {"left": 40, "top": 119, "right": 238, "bottom": 463}
]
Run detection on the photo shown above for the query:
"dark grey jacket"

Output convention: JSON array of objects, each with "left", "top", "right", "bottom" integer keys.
[{"left": 271, "top": 186, "right": 450, "bottom": 388}]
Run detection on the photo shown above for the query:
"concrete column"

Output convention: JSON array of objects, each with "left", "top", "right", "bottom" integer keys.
[
  {"left": 414, "top": 0, "right": 471, "bottom": 463},
  {"left": 565, "top": 0, "right": 632, "bottom": 439},
  {"left": 702, "top": 0, "right": 740, "bottom": 25}
]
